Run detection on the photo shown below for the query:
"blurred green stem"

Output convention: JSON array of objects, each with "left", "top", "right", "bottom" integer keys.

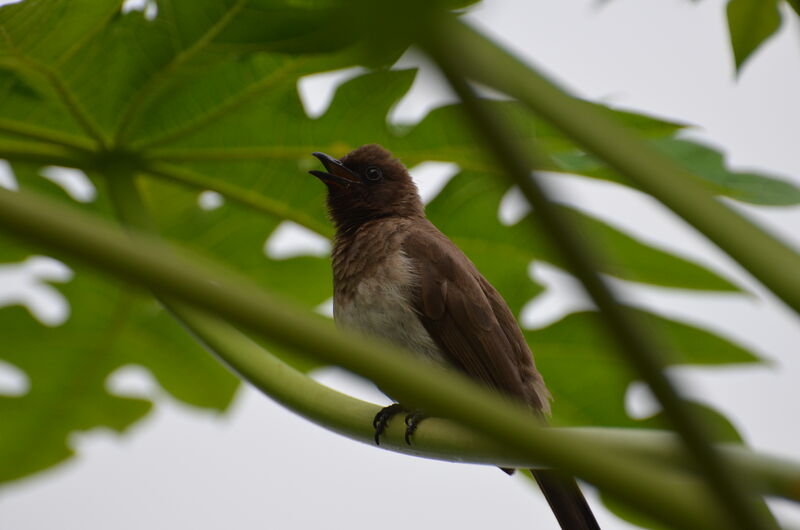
[
  {"left": 0, "top": 119, "right": 95, "bottom": 151},
  {"left": 0, "top": 185, "right": 743, "bottom": 529},
  {"left": 422, "top": 21, "right": 775, "bottom": 530},
  {"left": 0, "top": 142, "right": 87, "bottom": 167},
  {"left": 437, "top": 17, "right": 800, "bottom": 318}
]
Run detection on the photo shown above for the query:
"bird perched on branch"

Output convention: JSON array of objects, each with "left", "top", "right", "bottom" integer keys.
[{"left": 309, "top": 144, "right": 600, "bottom": 530}]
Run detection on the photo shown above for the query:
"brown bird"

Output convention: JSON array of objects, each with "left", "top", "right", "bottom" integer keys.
[{"left": 310, "top": 144, "right": 600, "bottom": 530}]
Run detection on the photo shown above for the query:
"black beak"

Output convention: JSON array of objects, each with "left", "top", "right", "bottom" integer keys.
[{"left": 309, "top": 152, "right": 361, "bottom": 187}]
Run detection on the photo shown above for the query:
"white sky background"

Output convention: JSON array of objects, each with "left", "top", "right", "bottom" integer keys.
[{"left": 1, "top": 0, "right": 800, "bottom": 528}]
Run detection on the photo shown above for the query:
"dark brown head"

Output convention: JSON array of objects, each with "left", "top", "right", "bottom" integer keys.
[{"left": 309, "top": 144, "right": 424, "bottom": 233}]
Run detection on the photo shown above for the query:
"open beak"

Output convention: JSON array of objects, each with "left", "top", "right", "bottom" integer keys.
[{"left": 309, "top": 152, "right": 361, "bottom": 187}]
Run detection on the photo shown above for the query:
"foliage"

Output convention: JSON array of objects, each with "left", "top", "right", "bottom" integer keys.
[
  {"left": 0, "top": 1, "right": 798, "bottom": 527},
  {"left": 726, "top": 0, "right": 784, "bottom": 71}
]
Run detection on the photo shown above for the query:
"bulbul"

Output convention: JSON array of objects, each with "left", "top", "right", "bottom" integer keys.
[{"left": 310, "top": 144, "right": 600, "bottom": 530}]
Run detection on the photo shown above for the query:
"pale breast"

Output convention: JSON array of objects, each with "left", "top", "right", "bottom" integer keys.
[{"left": 333, "top": 249, "right": 445, "bottom": 364}]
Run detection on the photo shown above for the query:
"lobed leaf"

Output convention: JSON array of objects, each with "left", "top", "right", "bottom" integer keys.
[
  {"left": 0, "top": 0, "right": 775, "bottom": 487},
  {"left": 527, "top": 310, "right": 759, "bottom": 428}
]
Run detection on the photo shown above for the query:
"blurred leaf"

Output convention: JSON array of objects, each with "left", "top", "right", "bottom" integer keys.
[
  {"left": 0, "top": 164, "right": 239, "bottom": 483},
  {"left": 526, "top": 310, "right": 759, "bottom": 428},
  {"left": 0, "top": 164, "right": 326, "bottom": 483},
  {"left": 654, "top": 138, "right": 800, "bottom": 205},
  {"left": 427, "top": 170, "right": 739, "bottom": 296},
  {"left": 726, "top": 0, "right": 782, "bottom": 72},
  {"left": 391, "top": 99, "right": 800, "bottom": 206},
  {"left": 0, "top": 270, "right": 233, "bottom": 483},
  {"left": 547, "top": 136, "right": 800, "bottom": 207}
]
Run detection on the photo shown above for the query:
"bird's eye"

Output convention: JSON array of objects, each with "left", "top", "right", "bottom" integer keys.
[{"left": 364, "top": 165, "right": 382, "bottom": 181}]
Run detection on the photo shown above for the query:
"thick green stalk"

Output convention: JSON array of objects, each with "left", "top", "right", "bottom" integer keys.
[
  {"left": 146, "top": 304, "right": 800, "bottom": 502},
  {"left": 422, "top": 32, "right": 775, "bottom": 530},
  {"left": 104, "top": 170, "right": 794, "bottom": 525},
  {"left": 99, "top": 170, "right": 659, "bottom": 471},
  {"left": 437, "top": 17, "right": 800, "bottom": 317},
  {"left": 0, "top": 186, "right": 736, "bottom": 529},
  {"left": 137, "top": 302, "right": 800, "bottom": 503}
]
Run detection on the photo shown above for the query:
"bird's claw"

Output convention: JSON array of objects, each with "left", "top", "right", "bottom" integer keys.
[
  {"left": 372, "top": 403, "right": 405, "bottom": 445},
  {"left": 404, "top": 410, "right": 427, "bottom": 445}
]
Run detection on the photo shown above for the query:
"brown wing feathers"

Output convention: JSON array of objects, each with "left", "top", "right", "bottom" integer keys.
[
  {"left": 404, "top": 226, "right": 599, "bottom": 530},
  {"left": 404, "top": 226, "right": 537, "bottom": 406}
]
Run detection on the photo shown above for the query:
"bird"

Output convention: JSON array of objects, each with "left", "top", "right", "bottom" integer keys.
[{"left": 309, "top": 144, "right": 600, "bottom": 530}]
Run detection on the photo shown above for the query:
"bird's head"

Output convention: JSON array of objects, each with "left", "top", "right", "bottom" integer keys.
[{"left": 309, "top": 144, "right": 423, "bottom": 233}]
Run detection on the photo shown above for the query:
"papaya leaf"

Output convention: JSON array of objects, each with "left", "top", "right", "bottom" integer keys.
[
  {"left": 0, "top": 0, "right": 773, "bottom": 489},
  {"left": 526, "top": 310, "right": 760, "bottom": 428}
]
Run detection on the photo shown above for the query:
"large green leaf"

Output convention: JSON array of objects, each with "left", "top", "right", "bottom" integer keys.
[
  {"left": 0, "top": 272, "right": 232, "bottom": 483},
  {"left": 0, "top": 0, "right": 774, "bottom": 490},
  {"left": 0, "top": 164, "right": 326, "bottom": 483}
]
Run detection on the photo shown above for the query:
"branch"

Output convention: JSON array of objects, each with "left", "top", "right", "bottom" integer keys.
[
  {"left": 421, "top": 23, "right": 775, "bottom": 530},
  {"left": 0, "top": 185, "right": 742, "bottom": 529},
  {"left": 164, "top": 304, "right": 800, "bottom": 504},
  {"left": 436, "top": 17, "right": 800, "bottom": 318},
  {"left": 56, "top": 163, "right": 800, "bottom": 505},
  {"left": 108, "top": 170, "right": 788, "bottom": 526}
]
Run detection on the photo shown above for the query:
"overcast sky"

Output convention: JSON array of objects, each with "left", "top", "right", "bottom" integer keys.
[{"left": 1, "top": 0, "right": 799, "bottom": 529}]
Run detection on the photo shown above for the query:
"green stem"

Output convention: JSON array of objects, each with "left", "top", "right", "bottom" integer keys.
[
  {"left": 157, "top": 305, "right": 800, "bottom": 503},
  {"left": 141, "top": 161, "right": 333, "bottom": 237},
  {"left": 146, "top": 146, "right": 327, "bottom": 162},
  {"left": 138, "top": 300, "right": 800, "bottom": 504},
  {"left": 0, "top": 142, "right": 88, "bottom": 167},
  {"left": 85, "top": 165, "right": 800, "bottom": 502},
  {"left": 785, "top": 0, "right": 800, "bottom": 17},
  {"left": 422, "top": 29, "right": 775, "bottom": 530},
  {"left": 0, "top": 119, "right": 96, "bottom": 152},
  {"left": 0, "top": 186, "right": 737, "bottom": 529},
  {"left": 439, "top": 17, "right": 800, "bottom": 317},
  {"left": 584, "top": 428, "right": 800, "bottom": 502}
]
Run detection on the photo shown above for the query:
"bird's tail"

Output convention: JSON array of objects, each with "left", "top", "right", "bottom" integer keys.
[{"left": 532, "top": 469, "right": 601, "bottom": 530}]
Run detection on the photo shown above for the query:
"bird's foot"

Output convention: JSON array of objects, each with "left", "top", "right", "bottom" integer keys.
[
  {"left": 372, "top": 403, "right": 406, "bottom": 445},
  {"left": 404, "top": 409, "right": 428, "bottom": 445}
]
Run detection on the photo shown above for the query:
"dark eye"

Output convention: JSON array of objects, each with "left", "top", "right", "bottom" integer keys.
[{"left": 364, "top": 165, "right": 382, "bottom": 181}]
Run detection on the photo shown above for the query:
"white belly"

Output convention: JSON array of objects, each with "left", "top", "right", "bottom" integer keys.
[{"left": 333, "top": 251, "right": 444, "bottom": 363}]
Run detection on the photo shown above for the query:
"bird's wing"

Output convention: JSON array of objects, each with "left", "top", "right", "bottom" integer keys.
[{"left": 402, "top": 225, "right": 549, "bottom": 412}]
